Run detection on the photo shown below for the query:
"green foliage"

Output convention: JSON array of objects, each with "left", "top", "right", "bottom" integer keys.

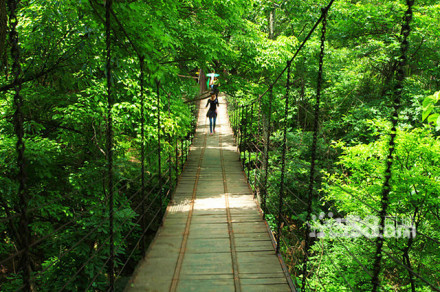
[
  {"left": 422, "top": 91, "right": 440, "bottom": 130},
  {"left": 226, "top": 0, "right": 440, "bottom": 290},
  {"left": 314, "top": 125, "right": 440, "bottom": 290}
]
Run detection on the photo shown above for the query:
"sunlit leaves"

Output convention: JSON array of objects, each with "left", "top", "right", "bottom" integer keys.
[{"left": 422, "top": 91, "right": 440, "bottom": 130}]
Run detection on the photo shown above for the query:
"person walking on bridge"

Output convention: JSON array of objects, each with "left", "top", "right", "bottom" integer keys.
[
  {"left": 209, "top": 76, "right": 220, "bottom": 99},
  {"left": 206, "top": 94, "right": 219, "bottom": 135}
]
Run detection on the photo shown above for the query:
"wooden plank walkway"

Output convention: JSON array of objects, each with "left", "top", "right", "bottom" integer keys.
[{"left": 126, "top": 94, "right": 293, "bottom": 292}]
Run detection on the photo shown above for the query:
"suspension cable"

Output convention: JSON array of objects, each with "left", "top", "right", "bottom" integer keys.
[
  {"left": 257, "top": 0, "right": 336, "bottom": 102},
  {"left": 276, "top": 61, "right": 292, "bottom": 254},
  {"left": 301, "top": 7, "right": 328, "bottom": 291},
  {"left": 371, "top": 1, "right": 414, "bottom": 290}
]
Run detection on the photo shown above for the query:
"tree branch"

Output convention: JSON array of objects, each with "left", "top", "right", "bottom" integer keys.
[{"left": 0, "top": 37, "right": 87, "bottom": 93}]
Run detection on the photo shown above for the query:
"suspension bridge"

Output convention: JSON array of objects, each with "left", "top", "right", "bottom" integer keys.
[
  {"left": 126, "top": 94, "right": 293, "bottom": 291},
  {"left": 3, "top": 0, "right": 440, "bottom": 291}
]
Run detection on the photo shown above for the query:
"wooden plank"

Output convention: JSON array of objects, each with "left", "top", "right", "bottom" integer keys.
[
  {"left": 235, "top": 238, "right": 274, "bottom": 252},
  {"left": 177, "top": 278, "right": 235, "bottom": 292},
  {"left": 180, "top": 252, "right": 233, "bottom": 275},
  {"left": 236, "top": 251, "right": 286, "bottom": 275},
  {"left": 240, "top": 284, "right": 291, "bottom": 292},
  {"left": 185, "top": 237, "right": 231, "bottom": 253},
  {"left": 233, "top": 222, "right": 270, "bottom": 234}
]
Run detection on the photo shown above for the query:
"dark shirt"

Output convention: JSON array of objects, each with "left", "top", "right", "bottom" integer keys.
[{"left": 206, "top": 98, "right": 219, "bottom": 112}]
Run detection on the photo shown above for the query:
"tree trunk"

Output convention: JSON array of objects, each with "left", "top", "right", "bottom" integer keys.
[
  {"left": 269, "top": 9, "right": 275, "bottom": 40},
  {"left": 0, "top": 0, "right": 7, "bottom": 71},
  {"left": 198, "top": 69, "right": 207, "bottom": 93}
]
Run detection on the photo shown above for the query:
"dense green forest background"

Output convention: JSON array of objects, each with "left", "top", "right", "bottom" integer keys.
[{"left": 1, "top": 0, "right": 439, "bottom": 290}]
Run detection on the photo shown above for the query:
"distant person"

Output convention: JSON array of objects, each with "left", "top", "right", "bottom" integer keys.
[
  {"left": 209, "top": 76, "right": 220, "bottom": 99},
  {"left": 206, "top": 94, "right": 219, "bottom": 135}
]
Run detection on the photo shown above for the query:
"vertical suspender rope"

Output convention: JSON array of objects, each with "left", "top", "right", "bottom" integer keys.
[
  {"left": 243, "top": 105, "right": 248, "bottom": 171},
  {"left": 246, "top": 105, "right": 249, "bottom": 180},
  {"left": 236, "top": 102, "right": 239, "bottom": 134},
  {"left": 262, "top": 86, "right": 273, "bottom": 218},
  {"left": 167, "top": 93, "right": 172, "bottom": 192},
  {"left": 234, "top": 101, "right": 238, "bottom": 134},
  {"left": 276, "top": 61, "right": 292, "bottom": 254},
  {"left": 371, "top": 1, "right": 414, "bottom": 290},
  {"left": 238, "top": 103, "right": 241, "bottom": 138},
  {"left": 245, "top": 104, "right": 249, "bottom": 180},
  {"left": 302, "top": 8, "right": 328, "bottom": 291},
  {"left": 237, "top": 106, "right": 240, "bottom": 152},
  {"left": 235, "top": 105, "right": 238, "bottom": 143},
  {"left": 239, "top": 106, "right": 244, "bottom": 161},
  {"left": 175, "top": 134, "right": 178, "bottom": 183},
  {"left": 245, "top": 105, "right": 249, "bottom": 170},
  {"left": 156, "top": 80, "right": 162, "bottom": 214},
  {"left": 232, "top": 103, "right": 235, "bottom": 133},
  {"left": 256, "top": 99, "right": 263, "bottom": 199},
  {"left": 180, "top": 140, "right": 184, "bottom": 172},
  {"left": 104, "top": 0, "right": 115, "bottom": 289},
  {"left": 139, "top": 56, "right": 146, "bottom": 252},
  {"left": 249, "top": 103, "right": 254, "bottom": 184},
  {"left": 232, "top": 105, "right": 234, "bottom": 133},
  {"left": 240, "top": 105, "right": 244, "bottom": 155},
  {"left": 182, "top": 139, "right": 185, "bottom": 171},
  {"left": 241, "top": 105, "right": 244, "bottom": 153},
  {"left": 8, "top": 0, "right": 31, "bottom": 289}
]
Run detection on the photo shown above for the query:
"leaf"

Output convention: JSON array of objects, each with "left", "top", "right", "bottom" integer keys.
[
  {"left": 422, "top": 103, "right": 434, "bottom": 121},
  {"left": 434, "top": 91, "right": 440, "bottom": 102},
  {"left": 422, "top": 95, "right": 435, "bottom": 108},
  {"left": 435, "top": 114, "right": 440, "bottom": 130},
  {"left": 427, "top": 113, "right": 439, "bottom": 124}
]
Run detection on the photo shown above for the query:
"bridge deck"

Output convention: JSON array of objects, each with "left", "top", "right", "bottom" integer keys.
[{"left": 126, "top": 95, "right": 292, "bottom": 291}]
